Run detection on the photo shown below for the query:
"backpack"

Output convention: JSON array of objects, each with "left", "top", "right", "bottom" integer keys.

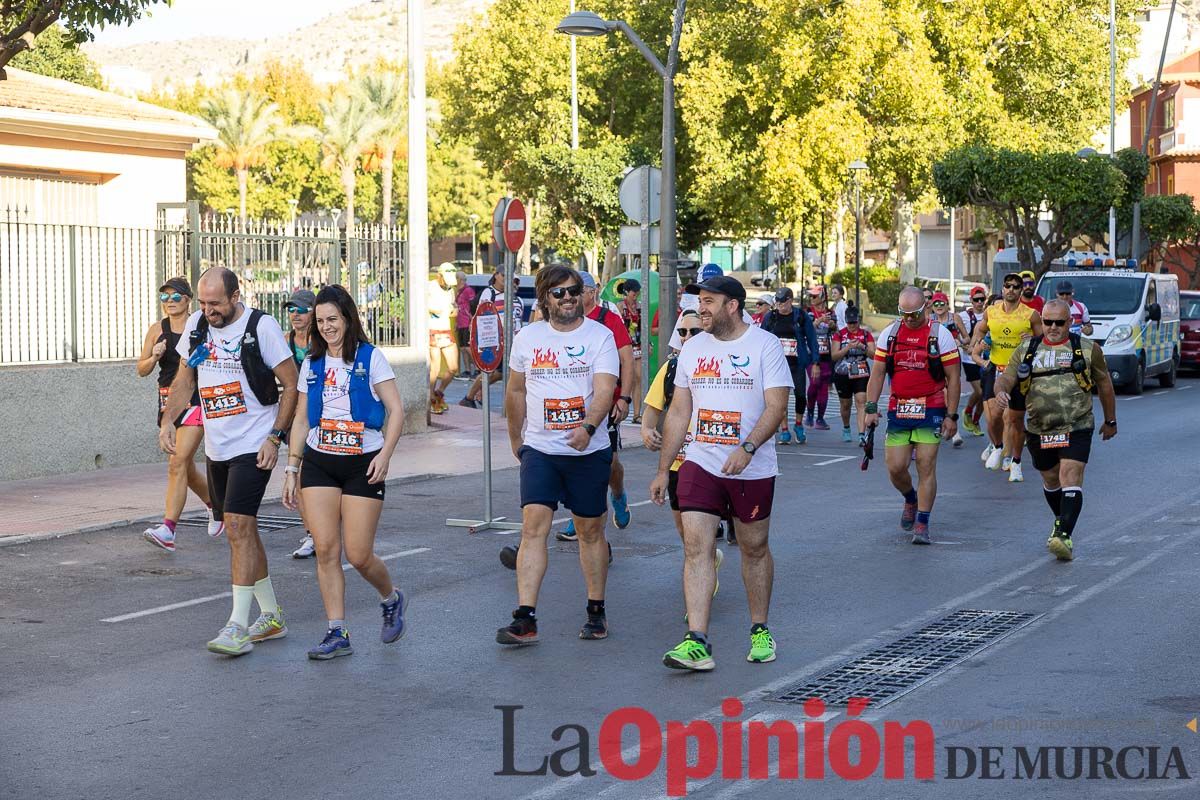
[
  {"left": 1016, "top": 333, "right": 1093, "bottom": 396},
  {"left": 885, "top": 321, "right": 946, "bottom": 382},
  {"left": 662, "top": 356, "right": 679, "bottom": 408},
  {"left": 305, "top": 342, "right": 387, "bottom": 430},
  {"left": 188, "top": 309, "right": 279, "bottom": 406}
]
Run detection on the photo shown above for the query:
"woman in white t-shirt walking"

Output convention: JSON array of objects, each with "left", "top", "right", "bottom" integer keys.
[{"left": 283, "top": 285, "right": 408, "bottom": 661}]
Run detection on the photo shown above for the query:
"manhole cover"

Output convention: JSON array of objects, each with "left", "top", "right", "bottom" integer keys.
[
  {"left": 176, "top": 513, "right": 301, "bottom": 532},
  {"left": 768, "top": 609, "right": 1040, "bottom": 709}
]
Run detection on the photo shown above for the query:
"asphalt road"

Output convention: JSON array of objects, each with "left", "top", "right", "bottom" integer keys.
[{"left": 3, "top": 376, "right": 1199, "bottom": 800}]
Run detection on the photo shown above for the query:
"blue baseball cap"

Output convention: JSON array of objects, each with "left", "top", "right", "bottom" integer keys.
[
  {"left": 699, "top": 263, "right": 724, "bottom": 281},
  {"left": 579, "top": 271, "right": 597, "bottom": 289}
]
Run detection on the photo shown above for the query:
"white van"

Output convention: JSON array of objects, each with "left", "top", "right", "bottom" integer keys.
[{"left": 1035, "top": 268, "right": 1181, "bottom": 394}]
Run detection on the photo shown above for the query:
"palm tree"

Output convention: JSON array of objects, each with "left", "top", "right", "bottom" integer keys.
[
  {"left": 358, "top": 72, "right": 406, "bottom": 225},
  {"left": 302, "top": 93, "right": 382, "bottom": 240},
  {"left": 199, "top": 89, "right": 280, "bottom": 223}
]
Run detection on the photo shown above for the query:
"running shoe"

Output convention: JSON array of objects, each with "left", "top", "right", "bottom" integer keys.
[
  {"left": 612, "top": 493, "right": 631, "bottom": 529},
  {"left": 715, "top": 519, "right": 727, "bottom": 541},
  {"left": 1047, "top": 532, "right": 1074, "bottom": 561},
  {"left": 458, "top": 397, "right": 479, "bottom": 409},
  {"left": 962, "top": 417, "right": 982, "bottom": 436},
  {"left": 380, "top": 589, "right": 408, "bottom": 643},
  {"left": 842, "top": 427, "right": 853, "bottom": 442},
  {"left": 247, "top": 610, "right": 287, "bottom": 642},
  {"left": 776, "top": 429, "right": 791, "bottom": 446},
  {"left": 207, "top": 622, "right": 253, "bottom": 656},
  {"left": 900, "top": 501, "right": 918, "bottom": 531},
  {"left": 1008, "top": 462, "right": 1024, "bottom": 483},
  {"left": 713, "top": 548, "right": 724, "bottom": 598},
  {"left": 499, "top": 544, "right": 519, "bottom": 570},
  {"left": 555, "top": 519, "right": 578, "bottom": 542},
  {"left": 207, "top": 510, "right": 224, "bottom": 538},
  {"left": 496, "top": 614, "right": 538, "bottom": 646},
  {"left": 814, "top": 418, "right": 830, "bottom": 431},
  {"left": 804, "top": 413, "right": 814, "bottom": 428},
  {"left": 985, "top": 447, "right": 1005, "bottom": 471},
  {"left": 911, "top": 522, "right": 931, "bottom": 545},
  {"left": 980, "top": 442, "right": 995, "bottom": 462},
  {"left": 747, "top": 625, "right": 776, "bottom": 663},
  {"left": 291, "top": 534, "right": 315, "bottom": 559},
  {"left": 308, "top": 627, "right": 353, "bottom": 660},
  {"left": 1001, "top": 456, "right": 1012, "bottom": 472},
  {"left": 792, "top": 424, "right": 807, "bottom": 445},
  {"left": 952, "top": 433, "right": 964, "bottom": 448},
  {"left": 142, "top": 523, "right": 175, "bottom": 552},
  {"left": 663, "top": 633, "right": 715, "bottom": 671},
  {"left": 579, "top": 612, "right": 608, "bottom": 640},
  {"left": 726, "top": 522, "right": 738, "bottom": 547}
]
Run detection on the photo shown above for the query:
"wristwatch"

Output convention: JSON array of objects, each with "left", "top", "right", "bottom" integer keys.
[
  {"left": 1105, "top": 419, "right": 1117, "bottom": 426},
  {"left": 267, "top": 428, "right": 287, "bottom": 446},
  {"left": 741, "top": 441, "right": 757, "bottom": 455},
  {"left": 582, "top": 422, "right": 597, "bottom": 437},
  {"left": 618, "top": 395, "right": 633, "bottom": 404},
  {"left": 948, "top": 413, "right": 960, "bottom": 422}
]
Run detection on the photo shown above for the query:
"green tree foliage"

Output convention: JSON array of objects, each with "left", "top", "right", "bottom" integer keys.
[
  {"left": 933, "top": 145, "right": 1140, "bottom": 275},
  {"left": 0, "top": 0, "right": 165, "bottom": 74},
  {"left": 423, "top": 136, "right": 507, "bottom": 240},
  {"left": 359, "top": 70, "right": 406, "bottom": 224},
  {"left": 8, "top": 23, "right": 101, "bottom": 86},
  {"left": 1138, "top": 193, "right": 1200, "bottom": 288},
  {"left": 199, "top": 88, "right": 281, "bottom": 222},
  {"left": 299, "top": 93, "right": 384, "bottom": 230}
]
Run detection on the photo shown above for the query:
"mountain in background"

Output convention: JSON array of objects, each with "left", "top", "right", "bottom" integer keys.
[{"left": 83, "top": 0, "right": 492, "bottom": 93}]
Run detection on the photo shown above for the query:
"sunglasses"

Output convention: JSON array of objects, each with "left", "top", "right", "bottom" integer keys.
[
  {"left": 971, "top": 296, "right": 986, "bottom": 302},
  {"left": 549, "top": 284, "right": 584, "bottom": 300},
  {"left": 1003, "top": 283, "right": 1022, "bottom": 290},
  {"left": 286, "top": 305, "right": 311, "bottom": 314},
  {"left": 159, "top": 292, "right": 186, "bottom": 303},
  {"left": 923, "top": 295, "right": 933, "bottom": 302},
  {"left": 677, "top": 327, "right": 702, "bottom": 337},
  {"left": 899, "top": 308, "right": 925, "bottom": 318},
  {"left": 1043, "top": 318, "right": 1068, "bottom": 327},
  {"left": 932, "top": 301, "right": 948, "bottom": 308},
  {"left": 1023, "top": 281, "right": 1035, "bottom": 287},
  {"left": 1057, "top": 292, "right": 1074, "bottom": 297}
]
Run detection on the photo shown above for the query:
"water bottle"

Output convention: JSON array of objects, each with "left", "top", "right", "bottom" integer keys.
[{"left": 186, "top": 343, "right": 211, "bottom": 368}]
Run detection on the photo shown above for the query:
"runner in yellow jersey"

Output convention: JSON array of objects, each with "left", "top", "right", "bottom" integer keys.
[{"left": 968, "top": 272, "right": 1043, "bottom": 482}]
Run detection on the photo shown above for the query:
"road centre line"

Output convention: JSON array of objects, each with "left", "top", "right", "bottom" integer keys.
[{"left": 101, "top": 548, "right": 430, "bottom": 623}]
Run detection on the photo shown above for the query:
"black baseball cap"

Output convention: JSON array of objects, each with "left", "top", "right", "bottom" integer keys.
[
  {"left": 158, "top": 277, "right": 192, "bottom": 296},
  {"left": 774, "top": 286, "right": 794, "bottom": 302},
  {"left": 686, "top": 275, "right": 746, "bottom": 304},
  {"left": 845, "top": 307, "right": 861, "bottom": 324},
  {"left": 1056, "top": 280, "right": 1074, "bottom": 294}
]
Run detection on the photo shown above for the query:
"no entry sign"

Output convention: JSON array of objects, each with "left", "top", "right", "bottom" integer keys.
[{"left": 502, "top": 198, "right": 526, "bottom": 253}]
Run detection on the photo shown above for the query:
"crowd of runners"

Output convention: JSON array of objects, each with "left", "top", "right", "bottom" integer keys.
[{"left": 138, "top": 261, "right": 1116, "bottom": 669}]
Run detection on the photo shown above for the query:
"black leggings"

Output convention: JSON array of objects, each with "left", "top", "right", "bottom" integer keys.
[{"left": 788, "top": 360, "right": 808, "bottom": 421}]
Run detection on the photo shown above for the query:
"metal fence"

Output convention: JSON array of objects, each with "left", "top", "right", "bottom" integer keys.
[{"left": 0, "top": 210, "right": 407, "bottom": 366}]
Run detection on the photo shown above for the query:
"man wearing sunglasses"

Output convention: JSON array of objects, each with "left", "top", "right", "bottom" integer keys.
[
  {"left": 955, "top": 287, "right": 989, "bottom": 438},
  {"left": 652, "top": 275, "right": 792, "bottom": 670},
  {"left": 993, "top": 299, "right": 1117, "bottom": 561},
  {"left": 968, "top": 272, "right": 1043, "bottom": 482},
  {"left": 1056, "top": 280, "right": 1093, "bottom": 336},
  {"left": 864, "top": 287, "right": 961, "bottom": 545},
  {"left": 496, "top": 266, "right": 619, "bottom": 646},
  {"left": 1019, "top": 270, "right": 1045, "bottom": 313}
]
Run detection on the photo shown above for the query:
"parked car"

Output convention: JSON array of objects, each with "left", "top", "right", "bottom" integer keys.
[
  {"left": 1180, "top": 290, "right": 1200, "bottom": 371},
  {"left": 750, "top": 263, "right": 779, "bottom": 288}
]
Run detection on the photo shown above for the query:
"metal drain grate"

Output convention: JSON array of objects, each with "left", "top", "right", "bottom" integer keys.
[
  {"left": 769, "top": 609, "right": 1040, "bottom": 709},
  {"left": 176, "top": 513, "right": 302, "bottom": 532}
]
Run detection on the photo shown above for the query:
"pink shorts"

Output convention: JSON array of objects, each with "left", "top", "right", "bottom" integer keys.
[{"left": 179, "top": 406, "right": 203, "bottom": 427}]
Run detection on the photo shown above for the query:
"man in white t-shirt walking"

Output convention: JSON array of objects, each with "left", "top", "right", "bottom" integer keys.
[
  {"left": 1056, "top": 280, "right": 1094, "bottom": 336},
  {"left": 159, "top": 267, "right": 298, "bottom": 656},
  {"left": 651, "top": 275, "right": 793, "bottom": 671},
  {"left": 496, "top": 265, "right": 620, "bottom": 646}
]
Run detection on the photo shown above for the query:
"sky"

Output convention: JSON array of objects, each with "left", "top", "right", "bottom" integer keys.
[{"left": 89, "top": 0, "right": 365, "bottom": 45}]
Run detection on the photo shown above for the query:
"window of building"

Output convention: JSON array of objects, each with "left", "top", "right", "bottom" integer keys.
[
  {"left": 1141, "top": 100, "right": 1147, "bottom": 136},
  {"left": 1149, "top": 164, "right": 1157, "bottom": 185},
  {"left": 1164, "top": 98, "right": 1175, "bottom": 130},
  {"left": 1168, "top": 174, "right": 1175, "bottom": 194},
  {"left": 0, "top": 169, "right": 101, "bottom": 225}
]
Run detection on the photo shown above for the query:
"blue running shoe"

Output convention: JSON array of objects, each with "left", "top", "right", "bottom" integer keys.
[
  {"left": 776, "top": 430, "right": 791, "bottom": 445},
  {"left": 555, "top": 519, "right": 577, "bottom": 542},
  {"left": 612, "top": 492, "right": 631, "bottom": 529},
  {"left": 792, "top": 424, "right": 807, "bottom": 445},
  {"left": 380, "top": 589, "right": 408, "bottom": 644},
  {"left": 308, "top": 627, "right": 352, "bottom": 660},
  {"left": 842, "top": 427, "right": 853, "bottom": 442}
]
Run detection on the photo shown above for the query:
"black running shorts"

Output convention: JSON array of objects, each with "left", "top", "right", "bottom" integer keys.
[
  {"left": 301, "top": 447, "right": 386, "bottom": 500},
  {"left": 833, "top": 374, "right": 868, "bottom": 399},
  {"left": 207, "top": 453, "right": 272, "bottom": 518},
  {"left": 962, "top": 362, "right": 982, "bottom": 383},
  {"left": 1026, "top": 428, "right": 1093, "bottom": 472}
]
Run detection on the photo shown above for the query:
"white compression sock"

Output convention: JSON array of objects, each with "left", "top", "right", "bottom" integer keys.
[
  {"left": 253, "top": 576, "right": 280, "bottom": 615},
  {"left": 230, "top": 585, "right": 255, "bottom": 628}
]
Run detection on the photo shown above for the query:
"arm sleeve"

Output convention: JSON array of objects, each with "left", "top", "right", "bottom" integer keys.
[
  {"left": 937, "top": 327, "right": 961, "bottom": 365},
  {"left": 369, "top": 347, "right": 396, "bottom": 385},
  {"left": 873, "top": 323, "right": 896, "bottom": 362},
  {"left": 510, "top": 329, "right": 530, "bottom": 374}
]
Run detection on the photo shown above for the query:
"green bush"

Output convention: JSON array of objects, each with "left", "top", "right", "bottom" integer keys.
[
  {"left": 827, "top": 265, "right": 899, "bottom": 297},
  {"left": 867, "top": 279, "right": 902, "bottom": 313}
]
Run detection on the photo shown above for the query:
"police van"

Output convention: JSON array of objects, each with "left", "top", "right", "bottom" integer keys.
[{"left": 1034, "top": 257, "right": 1181, "bottom": 395}]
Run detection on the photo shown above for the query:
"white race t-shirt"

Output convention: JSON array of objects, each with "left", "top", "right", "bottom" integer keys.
[
  {"left": 176, "top": 306, "right": 292, "bottom": 461},
  {"left": 511, "top": 318, "right": 619, "bottom": 456},
  {"left": 833, "top": 299, "right": 849, "bottom": 329},
  {"left": 669, "top": 307, "right": 756, "bottom": 350},
  {"left": 673, "top": 324, "right": 794, "bottom": 480},
  {"left": 481, "top": 286, "right": 525, "bottom": 334},
  {"left": 297, "top": 347, "right": 395, "bottom": 456}
]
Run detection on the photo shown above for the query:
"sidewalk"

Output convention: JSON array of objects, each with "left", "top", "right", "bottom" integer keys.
[{"left": 0, "top": 397, "right": 643, "bottom": 546}]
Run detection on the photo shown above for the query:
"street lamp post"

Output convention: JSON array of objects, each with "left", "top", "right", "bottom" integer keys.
[
  {"left": 849, "top": 161, "right": 868, "bottom": 309},
  {"left": 557, "top": 3, "right": 686, "bottom": 370},
  {"left": 468, "top": 212, "right": 480, "bottom": 273}
]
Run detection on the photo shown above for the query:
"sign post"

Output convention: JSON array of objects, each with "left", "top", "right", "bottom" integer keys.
[
  {"left": 501, "top": 198, "right": 526, "bottom": 392},
  {"left": 619, "top": 166, "right": 661, "bottom": 396},
  {"left": 446, "top": 301, "right": 523, "bottom": 534}
]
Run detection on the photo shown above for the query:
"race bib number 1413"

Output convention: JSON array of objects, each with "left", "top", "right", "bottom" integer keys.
[{"left": 199, "top": 382, "right": 247, "bottom": 419}]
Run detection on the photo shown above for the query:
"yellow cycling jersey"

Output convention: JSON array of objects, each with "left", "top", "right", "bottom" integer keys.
[{"left": 987, "top": 301, "right": 1035, "bottom": 369}]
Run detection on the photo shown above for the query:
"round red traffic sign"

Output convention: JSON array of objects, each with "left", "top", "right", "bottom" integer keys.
[
  {"left": 469, "top": 301, "right": 505, "bottom": 373},
  {"left": 502, "top": 198, "right": 527, "bottom": 253}
]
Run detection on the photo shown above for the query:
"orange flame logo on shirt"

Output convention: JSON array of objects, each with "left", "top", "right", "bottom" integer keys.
[
  {"left": 692, "top": 357, "right": 722, "bottom": 378},
  {"left": 530, "top": 348, "right": 560, "bottom": 369}
]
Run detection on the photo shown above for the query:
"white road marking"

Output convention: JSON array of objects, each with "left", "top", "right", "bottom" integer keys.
[
  {"left": 102, "top": 549, "right": 430, "bottom": 623},
  {"left": 811, "top": 455, "right": 857, "bottom": 466},
  {"left": 1153, "top": 390, "right": 1168, "bottom": 396},
  {"left": 1178, "top": 384, "right": 1192, "bottom": 390},
  {"left": 1125, "top": 396, "right": 1143, "bottom": 401}
]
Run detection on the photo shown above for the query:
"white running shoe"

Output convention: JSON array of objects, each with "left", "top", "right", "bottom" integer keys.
[
  {"left": 207, "top": 509, "right": 224, "bottom": 538},
  {"left": 985, "top": 448, "right": 1005, "bottom": 471},
  {"left": 952, "top": 433, "right": 964, "bottom": 448},
  {"left": 292, "top": 534, "right": 315, "bottom": 559},
  {"left": 1008, "top": 462, "right": 1024, "bottom": 483},
  {"left": 1001, "top": 456, "right": 1012, "bottom": 472},
  {"left": 142, "top": 523, "right": 175, "bottom": 552},
  {"left": 980, "top": 443, "right": 995, "bottom": 462}
]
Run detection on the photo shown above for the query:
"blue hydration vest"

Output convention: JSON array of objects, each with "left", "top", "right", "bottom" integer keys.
[{"left": 306, "top": 342, "right": 386, "bottom": 430}]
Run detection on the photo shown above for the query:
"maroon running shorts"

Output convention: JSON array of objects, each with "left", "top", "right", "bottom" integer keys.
[{"left": 676, "top": 460, "right": 776, "bottom": 524}]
